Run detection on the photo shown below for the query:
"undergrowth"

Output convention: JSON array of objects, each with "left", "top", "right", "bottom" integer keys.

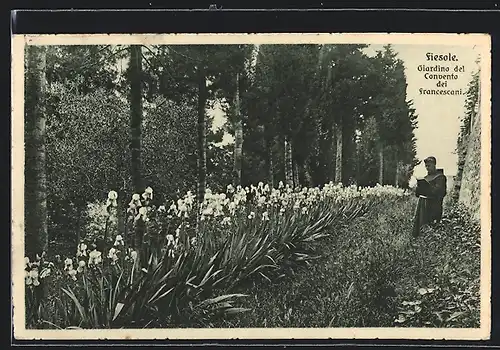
[{"left": 214, "top": 198, "right": 481, "bottom": 328}]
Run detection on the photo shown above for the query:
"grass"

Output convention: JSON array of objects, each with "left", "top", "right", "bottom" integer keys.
[{"left": 213, "top": 197, "right": 481, "bottom": 328}]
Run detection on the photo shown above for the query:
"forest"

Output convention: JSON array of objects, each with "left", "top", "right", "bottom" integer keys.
[{"left": 22, "top": 43, "right": 481, "bottom": 329}]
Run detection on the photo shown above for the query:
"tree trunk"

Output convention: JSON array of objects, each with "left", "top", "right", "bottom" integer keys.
[
  {"left": 264, "top": 129, "right": 274, "bottom": 188},
  {"left": 294, "top": 147, "right": 310, "bottom": 188},
  {"left": 25, "top": 46, "right": 48, "bottom": 258},
  {"left": 334, "top": 124, "right": 343, "bottom": 184},
  {"left": 284, "top": 136, "right": 293, "bottom": 187},
  {"left": 297, "top": 157, "right": 306, "bottom": 187},
  {"left": 304, "top": 163, "right": 313, "bottom": 187},
  {"left": 293, "top": 153, "right": 300, "bottom": 188},
  {"left": 395, "top": 153, "right": 400, "bottom": 187},
  {"left": 342, "top": 124, "right": 356, "bottom": 185},
  {"left": 197, "top": 68, "right": 207, "bottom": 205},
  {"left": 233, "top": 73, "right": 243, "bottom": 186},
  {"left": 378, "top": 144, "right": 384, "bottom": 185},
  {"left": 129, "top": 45, "right": 143, "bottom": 194},
  {"left": 318, "top": 121, "right": 333, "bottom": 184},
  {"left": 129, "top": 45, "right": 145, "bottom": 252},
  {"left": 355, "top": 143, "right": 361, "bottom": 186},
  {"left": 74, "top": 197, "right": 86, "bottom": 250}
]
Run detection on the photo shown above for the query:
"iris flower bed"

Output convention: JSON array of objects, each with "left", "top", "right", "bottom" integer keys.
[{"left": 25, "top": 182, "right": 409, "bottom": 329}]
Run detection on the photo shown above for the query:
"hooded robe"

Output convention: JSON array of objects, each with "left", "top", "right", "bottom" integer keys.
[{"left": 412, "top": 169, "right": 447, "bottom": 237}]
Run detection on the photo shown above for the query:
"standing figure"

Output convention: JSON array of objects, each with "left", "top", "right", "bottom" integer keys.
[{"left": 412, "top": 156, "right": 447, "bottom": 237}]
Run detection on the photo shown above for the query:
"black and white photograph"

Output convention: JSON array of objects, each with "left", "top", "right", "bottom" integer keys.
[{"left": 11, "top": 33, "right": 491, "bottom": 340}]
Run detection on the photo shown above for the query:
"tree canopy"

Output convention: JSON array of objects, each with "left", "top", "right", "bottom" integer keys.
[{"left": 25, "top": 43, "right": 419, "bottom": 250}]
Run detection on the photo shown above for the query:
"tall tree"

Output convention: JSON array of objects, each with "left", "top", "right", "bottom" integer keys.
[
  {"left": 250, "top": 45, "right": 277, "bottom": 187},
  {"left": 197, "top": 67, "right": 208, "bottom": 205},
  {"left": 129, "top": 45, "right": 144, "bottom": 194},
  {"left": 250, "top": 44, "right": 319, "bottom": 187},
  {"left": 284, "top": 136, "right": 294, "bottom": 186},
  {"left": 233, "top": 72, "right": 243, "bottom": 186},
  {"left": 307, "top": 44, "right": 334, "bottom": 186},
  {"left": 129, "top": 45, "right": 144, "bottom": 251},
  {"left": 143, "top": 44, "right": 253, "bottom": 199},
  {"left": 25, "top": 45, "right": 48, "bottom": 257},
  {"left": 314, "top": 44, "right": 369, "bottom": 184},
  {"left": 367, "top": 45, "right": 407, "bottom": 185},
  {"left": 233, "top": 45, "right": 259, "bottom": 187}
]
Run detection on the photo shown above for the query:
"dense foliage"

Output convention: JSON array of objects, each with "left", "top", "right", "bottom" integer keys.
[
  {"left": 25, "top": 44, "right": 419, "bottom": 250},
  {"left": 452, "top": 67, "right": 480, "bottom": 201}
]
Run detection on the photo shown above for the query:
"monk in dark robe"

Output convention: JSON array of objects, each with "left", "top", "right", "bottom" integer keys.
[{"left": 412, "top": 156, "right": 447, "bottom": 237}]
